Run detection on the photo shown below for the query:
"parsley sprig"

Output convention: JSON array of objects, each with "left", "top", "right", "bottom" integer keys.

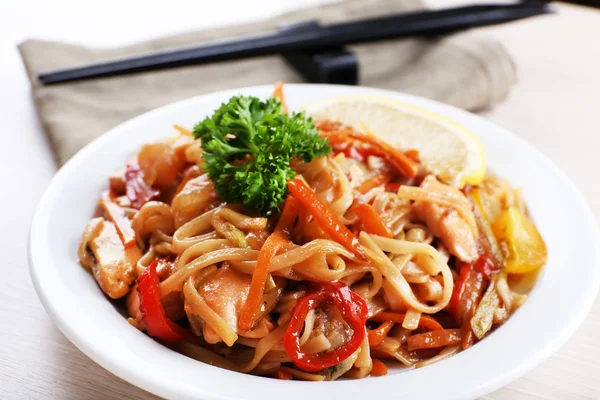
[{"left": 193, "top": 95, "right": 331, "bottom": 215}]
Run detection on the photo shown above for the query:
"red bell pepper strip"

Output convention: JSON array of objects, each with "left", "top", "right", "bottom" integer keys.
[
  {"left": 353, "top": 203, "right": 393, "bottom": 238},
  {"left": 450, "top": 260, "right": 487, "bottom": 349},
  {"left": 287, "top": 178, "right": 367, "bottom": 261},
  {"left": 283, "top": 281, "right": 368, "bottom": 372},
  {"left": 125, "top": 160, "right": 160, "bottom": 209},
  {"left": 137, "top": 260, "right": 192, "bottom": 342},
  {"left": 449, "top": 262, "right": 486, "bottom": 325}
]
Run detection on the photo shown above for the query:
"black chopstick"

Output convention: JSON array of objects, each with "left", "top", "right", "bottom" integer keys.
[{"left": 38, "top": 1, "right": 552, "bottom": 85}]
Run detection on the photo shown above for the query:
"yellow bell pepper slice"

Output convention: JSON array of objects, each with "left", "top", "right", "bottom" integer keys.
[{"left": 492, "top": 206, "right": 547, "bottom": 274}]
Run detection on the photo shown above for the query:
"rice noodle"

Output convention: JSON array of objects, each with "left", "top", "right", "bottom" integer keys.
[{"left": 78, "top": 115, "right": 544, "bottom": 381}]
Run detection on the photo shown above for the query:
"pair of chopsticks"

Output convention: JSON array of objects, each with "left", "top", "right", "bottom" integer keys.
[{"left": 38, "top": 1, "right": 552, "bottom": 85}]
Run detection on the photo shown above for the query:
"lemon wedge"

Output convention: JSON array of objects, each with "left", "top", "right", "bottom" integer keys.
[{"left": 305, "top": 95, "right": 486, "bottom": 187}]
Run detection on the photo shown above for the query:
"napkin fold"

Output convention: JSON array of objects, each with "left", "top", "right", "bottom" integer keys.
[{"left": 19, "top": 0, "right": 516, "bottom": 166}]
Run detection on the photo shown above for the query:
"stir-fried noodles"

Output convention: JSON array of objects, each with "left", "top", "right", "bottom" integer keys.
[{"left": 79, "top": 86, "right": 546, "bottom": 380}]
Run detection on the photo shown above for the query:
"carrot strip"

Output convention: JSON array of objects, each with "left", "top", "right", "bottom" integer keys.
[
  {"left": 370, "top": 312, "right": 444, "bottom": 331},
  {"left": 272, "top": 81, "right": 288, "bottom": 114},
  {"left": 287, "top": 178, "right": 367, "bottom": 261},
  {"left": 406, "top": 328, "right": 462, "bottom": 351},
  {"left": 353, "top": 203, "right": 393, "bottom": 238},
  {"left": 100, "top": 192, "right": 136, "bottom": 248},
  {"left": 238, "top": 233, "right": 287, "bottom": 331},
  {"left": 404, "top": 149, "right": 420, "bottom": 162},
  {"left": 274, "top": 368, "right": 293, "bottom": 380},
  {"left": 323, "top": 130, "right": 419, "bottom": 178},
  {"left": 275, "top": 196, "right": 299, "bottom": 237},
  {"left": 173, "top": 124, "right": 193, "bottom": 136},
  {"left": 368, "top": 320, "right": 394, "bottom": 347},
  {"left": 315, "top": 120, "right": 344, "bottom": 132},
  {"left": 371, "top": 358, "right": 388, "bottom": 377},
  {"left": 357, "top": 173, "right": 391, "bottom": 194}
]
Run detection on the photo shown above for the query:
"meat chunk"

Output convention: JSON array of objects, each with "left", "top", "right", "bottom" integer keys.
[
  {"left": 171, "top": 174, "right": 219, "bottom": 227},
  {"left": 79, "top": 218, "right": 142, "bottom": 298},
  {"left": 138, "top": 141, "right": 186, "bottom": 190},
  {"left": 413, "top": 176, "right": 479, "bottom": 262},
  {"left": 196, "top": 265, "right": 251, "bottom": 343}
]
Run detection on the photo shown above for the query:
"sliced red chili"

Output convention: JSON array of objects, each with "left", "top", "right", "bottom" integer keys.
[
  {"left": 137, "top": 260, "right": 192, "bottom": 342},
  {"left": 449, "top": 262, "right": 486, "bottom": 325},
  {"left": 283, "top": 281, "right": 368, "bottom": 372}
]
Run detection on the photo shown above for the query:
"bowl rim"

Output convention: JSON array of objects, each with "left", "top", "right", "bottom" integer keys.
[{"left": 29, "top": 83, "right": 600, "bottom": 400}]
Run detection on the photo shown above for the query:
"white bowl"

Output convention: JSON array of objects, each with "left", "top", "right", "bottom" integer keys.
[{"left": 29, "top": 84, "right": 600, "bottom": 400}]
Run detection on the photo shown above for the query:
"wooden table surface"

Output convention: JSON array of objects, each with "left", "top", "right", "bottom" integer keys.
[{"left": 1, "top": 1, "right": 599, "bottom": 399}]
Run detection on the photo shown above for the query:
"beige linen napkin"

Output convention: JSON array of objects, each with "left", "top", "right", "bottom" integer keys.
[{"left": 19, "top": 0, "right": 516, "bottom": 166}]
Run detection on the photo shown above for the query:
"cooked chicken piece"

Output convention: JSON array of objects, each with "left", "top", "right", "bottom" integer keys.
[
  {"left": 186, "top": 265, "right": 277, "bottom": 344},
  {"left": 79, "top": 218, "right": 142, "bottom": 299},
  {"left": 138, "top": 141, "right": 186, "bottom": 190},
  {"left": 413, "top": 176, "right": 479, "bottom": 263},
  {"left": 172, "top": 174, "right": 219, "bottom": 227},
  {"left": 196, "top": 265, "right": 250, "bottom": 343}
]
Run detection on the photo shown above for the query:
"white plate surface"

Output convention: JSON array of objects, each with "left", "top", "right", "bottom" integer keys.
[{"left": 29, "top": 84, "right": 600, "bottom": 400}]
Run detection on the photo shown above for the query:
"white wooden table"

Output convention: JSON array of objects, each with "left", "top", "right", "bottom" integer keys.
[{"left": 1, "top": 1, "right": 599, "bottom": 398}]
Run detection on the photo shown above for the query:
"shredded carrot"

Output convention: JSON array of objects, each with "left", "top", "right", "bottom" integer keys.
[
  {"left": 272, "top": 81, "right": 288, "bottom": 114},
  {"left": 288, "top": 178, "right": 367, "bottom": 261},
  {"left": 322, "top": 130, "right": 419, "bottom": 178},
  {"left": 404, "top": 149, "right": 420, "bottom": 162},
  {"left": 370, "top": 358, "right": 388, "bottom": 377},
  {"left": 274, "top": 368, "right": 293, "bottom": 380},
  {"left": 353, "top": 203, "right": 393, "bottom": 238},
  {"left": 315, "top": 120, "right": 344, "bottom": 132},
  {"left": 357, "top": 173, "right": 391, "bottom": 194},
  {"left": 275, "top": 196, "right": 299, "bottom": 237},
  {"left": 370, "top": 312, "right": 444, "bottom": 331},
  {"left": 368, "top": 320, "right": 394, "bottom": 347},
  {"left": 239, "top": 233, "right": 287, "bottom": 331},
  {"left": 406, "top": 328, "right": 462, "bottom": 351},
  {"left": 99, "top": 192, "right": 136, "bottom": 248},
  {"left": 173, "top": 124, "right": 193, "bottom": 136}
]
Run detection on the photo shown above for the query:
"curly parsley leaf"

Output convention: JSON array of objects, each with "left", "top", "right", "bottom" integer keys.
[{"left": 193, "top": 95, "right": 331, "bottom": 215}]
